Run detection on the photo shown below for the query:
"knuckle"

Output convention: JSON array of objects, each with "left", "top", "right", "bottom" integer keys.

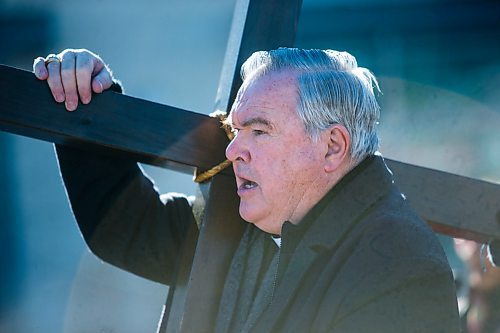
[
  {"left": 60, "top": 68, "right": 74, "bottom": 80},
  {"left": 33, "top": 56, "right": 44, "bottom": 66},
  {"left": 76, "top": 56, "right": 92, "bottom": 71},
  {"left": 33, "top": 58, "right": 47, "bottom": 77},
  {"left": 60, "top": 49, "right": 75, "bottom": 58},
  {"left": 82, "top": 48, "right": 100, "bottom": 60},
  {"left": 46, "top": 61, "right": 60, "bottom": 69},
  {"left": 60, "top": 52, "right": 75, "bottom": 68},
  {"left": 80, "top": 49, "right": 92, "bottom": 57}
]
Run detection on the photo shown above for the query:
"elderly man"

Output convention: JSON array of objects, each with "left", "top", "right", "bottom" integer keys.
[{"left": 33, "top": 48, "right": 460, "bottom": 332}]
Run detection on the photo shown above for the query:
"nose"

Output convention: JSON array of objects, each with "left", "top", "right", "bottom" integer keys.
[{"left": 225, "top": 133, "right": 249, "bottom": 163}]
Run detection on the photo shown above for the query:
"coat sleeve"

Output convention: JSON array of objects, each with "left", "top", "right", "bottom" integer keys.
[{"left": 55, "top": 144, "right": 197, "bottom": 285}]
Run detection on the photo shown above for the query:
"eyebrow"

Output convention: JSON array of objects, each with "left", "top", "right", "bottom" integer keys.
[
  {"left": 239, "top": 116, "right": 273, "bottom": 129},
  {"left": 225, "top": 113, "right": 275, "bottom": 133}
]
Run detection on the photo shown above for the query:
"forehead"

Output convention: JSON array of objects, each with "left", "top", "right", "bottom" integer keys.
[{"left": 230, "top": 71, "right": 299, "bottom": 124}]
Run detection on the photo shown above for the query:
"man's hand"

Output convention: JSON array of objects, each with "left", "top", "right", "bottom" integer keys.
[{"left": 33, "top": 49, "right": 115, "bottom": 111}]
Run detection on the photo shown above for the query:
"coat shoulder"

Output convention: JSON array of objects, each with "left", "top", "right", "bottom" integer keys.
[{"left": 319, "top": 193, "right": 460, "bottom": 332}]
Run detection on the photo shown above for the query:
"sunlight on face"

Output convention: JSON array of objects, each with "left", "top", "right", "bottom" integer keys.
[{"left": 225, "top": 71, "right": 329, "bottom": 235}]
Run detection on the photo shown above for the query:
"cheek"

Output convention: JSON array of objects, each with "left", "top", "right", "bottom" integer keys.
[
  {"left": 276, "top": 147, "right": 323, "bottom": 190},
  {"left": 253, "top": 139, "right": 323, "bottom": 199},
  {"left": 258, "top": 148, "right": 307, "bottom": 197},
  {"left": 251, "top": 148, "right": 289, "bottom": 201}
]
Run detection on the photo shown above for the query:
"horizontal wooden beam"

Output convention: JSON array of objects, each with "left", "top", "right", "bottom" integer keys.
[
  {"left": 1, "top": 65, "right": 499, "bottom": 243},
  {"left": 387, "top": 159, "right": 500, "bottom": 242},
  {"left": 0, "top": 64, "right": 229, "bottom": 174}
]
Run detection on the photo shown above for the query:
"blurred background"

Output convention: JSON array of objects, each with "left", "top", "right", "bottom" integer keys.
[{"left": 0, "top": 0, "right": 499, "bottom": 332}]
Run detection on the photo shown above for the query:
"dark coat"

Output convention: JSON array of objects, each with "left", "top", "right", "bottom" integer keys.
[
  {"left": 242, "top": 156, "right": 460, "bottom": 332},
  {"left": 56, "top": 146, "right": 460, "bottom": 332}
]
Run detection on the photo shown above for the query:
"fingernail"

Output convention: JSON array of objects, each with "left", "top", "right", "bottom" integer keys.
[
  {"left": 65, "top": 101, "right": 76, "bottom": 112},
  {"left": 54, "top": 94, "right": 65, "bottom": 103},
  {"left": 97, "top": 79, "right": 103, "bottom": 93}
]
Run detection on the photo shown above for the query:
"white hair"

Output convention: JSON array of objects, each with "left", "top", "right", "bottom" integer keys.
[{"left": 240, "top": 48, "right": 381, "bottom": 164}]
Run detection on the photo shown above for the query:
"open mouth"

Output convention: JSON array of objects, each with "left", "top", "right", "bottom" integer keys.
[
  {"left": 243, "top": 180, "right": 258, "bottom": 189},
  {"left": 237, "top": 174, "right": 258, "bottom": 193}
]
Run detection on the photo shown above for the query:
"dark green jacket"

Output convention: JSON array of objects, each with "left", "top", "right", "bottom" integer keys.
[{"left": 56, "top": 146, "right": 460, "bottom": 332}]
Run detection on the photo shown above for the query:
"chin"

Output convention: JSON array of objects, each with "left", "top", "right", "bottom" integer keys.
[
  {"left": 238, "top": 204, "right": 279, "bottom": 234},
  {"left": 241, "top": 212, "right": 279, "bottom": 235},
  {"left": 238, "top": 206, "right": 256, "bottom": 223}
]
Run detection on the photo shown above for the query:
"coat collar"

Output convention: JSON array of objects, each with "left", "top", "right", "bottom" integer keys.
[
  {"left": 279, "top": 154, "right": 395, "bottom": 250},
  {"left": 298, "top": 154, "right": 395, "bottom": 250}
]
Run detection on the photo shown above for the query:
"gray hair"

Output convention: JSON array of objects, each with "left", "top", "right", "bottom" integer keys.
[{"left": 240, "top": 48, "right": 381, "bottom": 164}]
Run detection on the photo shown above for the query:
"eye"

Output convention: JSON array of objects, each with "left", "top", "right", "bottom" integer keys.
[{"left": 252, "top": 129, "right": 266, "bottom": 136}]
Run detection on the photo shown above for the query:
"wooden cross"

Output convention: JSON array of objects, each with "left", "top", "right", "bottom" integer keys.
[{"left": 1, "top": 0, "right": 499, "bottom": 332}]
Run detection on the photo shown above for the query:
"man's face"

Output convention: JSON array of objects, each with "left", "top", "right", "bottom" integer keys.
[{"left": 225, "top": 71, "right": 329, "bottom": 235}]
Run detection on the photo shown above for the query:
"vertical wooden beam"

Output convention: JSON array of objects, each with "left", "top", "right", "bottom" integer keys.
[
  {"left": 214, "top": 0, "right": 303, "bottom": 114},
  {"left": 165, "top": 0, "right": 302, "bottom": 332}
]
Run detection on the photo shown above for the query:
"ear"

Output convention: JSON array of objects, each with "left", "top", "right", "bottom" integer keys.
[{"left": 323, "top": 124, "right": 350, "bottom": 173}]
